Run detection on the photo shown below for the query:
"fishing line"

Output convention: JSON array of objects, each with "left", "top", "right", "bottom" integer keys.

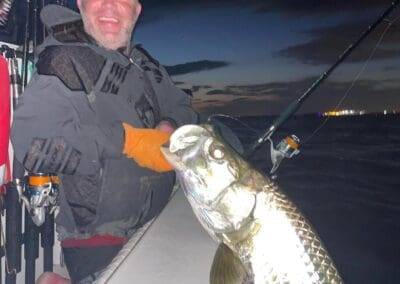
[
  {"left": 302, "top": 13, "right": 400, "bottom": 145},
  {"left": 22, "top": 0, "right": 31, "bottom": 89},
  {"left": 207, "top": 113, "right": 260, "bottom": 135},
  {"left": 207, "top": 11, "right": 397, "bottom": 150}
]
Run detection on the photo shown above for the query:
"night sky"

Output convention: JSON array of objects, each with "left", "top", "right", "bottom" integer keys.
[
  {"left": 132, "top": 0, "right": 400, "bottom": 116},
  {"left": 4, "top": 0, "right": 400, "bottom": 116}
]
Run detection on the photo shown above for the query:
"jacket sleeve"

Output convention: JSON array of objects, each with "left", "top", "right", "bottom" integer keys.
[
  {"left": 134, "top": 47, "right": 198, "bottom": 127},
  {"left": 11, "top": 73, "right": 124, "bottom": 176},
  {"left": 151, "top": 65, "right": 198, "bottom": 127}
]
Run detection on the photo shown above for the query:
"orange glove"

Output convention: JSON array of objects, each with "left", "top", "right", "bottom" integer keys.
[{"left": 122, "top": 123, "right": 173, "bottom": 173}]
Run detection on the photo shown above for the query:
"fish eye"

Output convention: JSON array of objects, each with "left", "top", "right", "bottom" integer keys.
[{"left": 209, "top": 143, "right": 225, "bottom": 160}]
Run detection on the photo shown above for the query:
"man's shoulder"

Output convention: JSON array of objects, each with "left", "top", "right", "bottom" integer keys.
[
  {"left": 36, "top": 45, "right": 106, "bottom": 93},
  {"left": 132, "top": 45, "right": 168, "bottom": 83},
  {"left": 37, "top": 45, "right": 105, "bottom": 69},
  {"left": 132, "top": 44, "right": 160, "bottom": 68}
]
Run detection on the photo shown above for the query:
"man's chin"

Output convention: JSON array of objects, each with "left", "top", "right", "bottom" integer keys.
[{"left": 95, "top": 34, "right": 126, "bottom": 50}]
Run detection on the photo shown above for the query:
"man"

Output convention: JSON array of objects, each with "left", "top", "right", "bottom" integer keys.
[{"left": 12, "top": 0, "right": 197, "bottom": 283}]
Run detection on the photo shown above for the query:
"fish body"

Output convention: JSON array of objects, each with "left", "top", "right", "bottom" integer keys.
[{"left": 162, "top": 124, "right": 343, "bottom": 284}]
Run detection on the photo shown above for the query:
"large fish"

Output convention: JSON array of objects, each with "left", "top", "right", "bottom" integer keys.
[{"left": 161, "top": 124, "right": 343, "bottom": 284}]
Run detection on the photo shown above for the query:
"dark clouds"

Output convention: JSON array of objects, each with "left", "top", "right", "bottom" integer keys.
[
  {"left": 204, "top": 83, "right": 287, "bottom": 97},
  {"left": 165, "top": 60, "right": 229, "bottom": 75},
  {"left": 206, "top": 77, "right": 400, "bottom": 100},
  {"left": 194, "top": 77, "right": 400, "bottom": 115},
  {"left": 206, "top": 89, "right": 233, "bottom": 95},
  {"left": 276, "top": 18, "right": 400, "bottom": 65},
  {"left": 138, "top": 0, "right": 400, "bottom": 67},
  {"left": 383, "top": 65, "right": 400, "bottom": 71},
  {"left": 191, "top": 85, "right": 212, "bottom": 92},
  {"left": 138, "top": 0, "right": 391, "bottom": 25}
]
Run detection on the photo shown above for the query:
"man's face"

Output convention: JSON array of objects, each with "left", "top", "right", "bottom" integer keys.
[{"left": 77, "top": 0, "right": 142, "bottom": 50}]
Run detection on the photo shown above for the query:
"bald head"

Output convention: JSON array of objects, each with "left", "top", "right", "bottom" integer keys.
[{"left": 77, "top": 0, "right": 142, "bottom": 50}]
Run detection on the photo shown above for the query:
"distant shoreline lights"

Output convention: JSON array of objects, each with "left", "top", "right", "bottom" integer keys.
[
  {"left": 319, "top": 109, "right": 398, "bottom": 117},
  {"left": 320, "top": 109, "right": 366, "bottom": 117}
]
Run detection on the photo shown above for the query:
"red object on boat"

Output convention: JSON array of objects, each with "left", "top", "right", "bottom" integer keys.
[{"left": 0, "top": 55, "right": 11, "bottom": 191}]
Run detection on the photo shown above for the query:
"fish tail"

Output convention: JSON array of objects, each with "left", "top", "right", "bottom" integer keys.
[{"left": 210, "top": 243, "right": 254, "bottom": 284}]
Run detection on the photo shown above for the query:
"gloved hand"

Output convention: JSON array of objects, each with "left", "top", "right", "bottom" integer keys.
[{"left": 122, "top": 123, "right": 173, "bottom": 172}]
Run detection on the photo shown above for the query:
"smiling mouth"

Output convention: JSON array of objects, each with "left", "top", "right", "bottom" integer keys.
[{"left": 98, "top": 17, "right": 119, "bottom": 24}]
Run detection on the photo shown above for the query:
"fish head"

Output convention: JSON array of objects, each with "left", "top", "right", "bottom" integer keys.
[{"left": 161, "top": 124, "right": 240, "bottom": 210}]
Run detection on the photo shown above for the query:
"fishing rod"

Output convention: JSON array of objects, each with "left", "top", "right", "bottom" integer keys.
[
  {"left": 5, "top": 1, "right": 46, "bottom": 282},
  {"left": 3, "top": 3, "right": 30, "bottom": 283},
  {"left": 40, "top": 0, "right": 47, "bottom": 43},
  {"left": 245, "top": 0, "right": 400, "bottom": 173},
  {"left": 22, "top": 0, "right": 31, "bottom": 89},
  {"left": 32, "top": 0, "right": 38, "bottom": 52}
]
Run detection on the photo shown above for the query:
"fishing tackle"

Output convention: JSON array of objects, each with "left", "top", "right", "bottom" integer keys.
[
  {"left": 269, "top": 135, "right": 300, "bottom": 176},
  {"left": 41, "top": 175, "right": 58, "bottom": 273},
  {"left": 9, "top": 53, "right": 22, "bottom": 108},
  {"left": 22, "top": 0, "right": 31, "bottom": 89},
  {"left": 246, "top": 0, "right": 400, "bottom": 174},
  {"left": 19, "top": 173, "right": 59, "bottom": 226},
  {"left": 2, "top": 2, "right": 50, "bottom": 282}
]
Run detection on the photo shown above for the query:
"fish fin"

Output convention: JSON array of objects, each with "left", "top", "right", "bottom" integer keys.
[{"left": 210, "top": 243, "right": 253, "bottom": 284}]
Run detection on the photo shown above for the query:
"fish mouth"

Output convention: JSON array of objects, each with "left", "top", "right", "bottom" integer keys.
[
  {"left": 160, "top": 144, "right": 172, "bottom": 162},
  {"left": 161, "top": 145, "right": 185, "bottom": 171}
]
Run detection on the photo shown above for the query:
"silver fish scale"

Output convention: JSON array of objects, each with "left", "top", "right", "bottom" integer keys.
[
  {"left": 260, "top": 189, "right": 343, "bottom": 283},
  {"left": 164, "top": 124, "right": 343, "bottom": 284}
]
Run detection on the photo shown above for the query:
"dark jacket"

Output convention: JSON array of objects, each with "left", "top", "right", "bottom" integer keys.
[{"left": 11, "top": 5, "right": 197, "bottom": 240}]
